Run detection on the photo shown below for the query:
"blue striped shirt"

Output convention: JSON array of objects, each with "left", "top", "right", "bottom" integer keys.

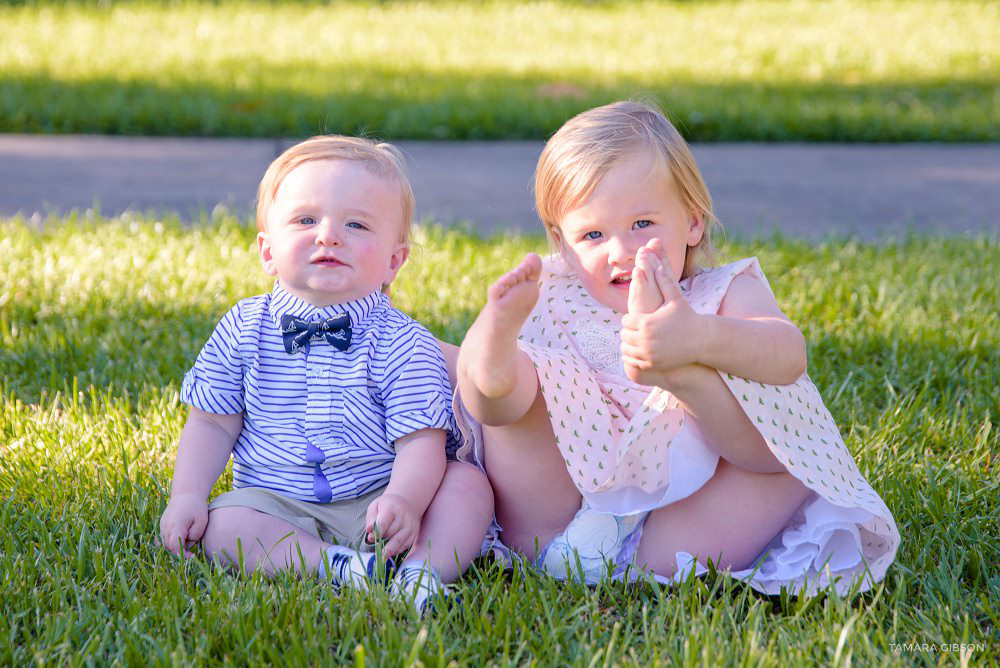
[{"left": 181, "top": 282, "right": 458, "bottom": 503}]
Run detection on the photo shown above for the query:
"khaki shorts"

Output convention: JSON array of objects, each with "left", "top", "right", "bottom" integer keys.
[{"left": 208, "top": 484, "right": 388, "bottom": 550}]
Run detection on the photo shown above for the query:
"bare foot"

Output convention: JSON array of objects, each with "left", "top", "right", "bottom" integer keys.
[
  {"left": 624, "top": 241, "right": 672, "bottom": 387},
  {"left": 627, "top": 242, "right": 666, "bottom": 315},
  {"left": 459, "top": 253, "right": 542, "bottom": 400}
]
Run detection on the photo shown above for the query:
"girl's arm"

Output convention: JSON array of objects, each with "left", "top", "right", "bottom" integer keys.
[
  {"left": 700, "top": 274, "right": 806, "bottom": 384},
  {"left": 159, "top": 407, "right": 242, "bottom": 556},
  {"left": 365, "top": 428, "right": 447, "bottom": 557},
  {"left": 623, "top": 272, "right": 807, "bottom": 386},
  {"left": 621, "top": 266, "right": 804, "bottom": 473}
]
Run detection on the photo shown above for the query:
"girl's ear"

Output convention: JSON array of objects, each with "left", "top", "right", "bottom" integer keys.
[
  {"left": 686, "top": 212, "right": 706, "bottom": 247},
  {"left": 258, "top": 232, "right": 278, "bottom": 276},
  {"left": 549, "top": 225, "right": 567, "bottom": 254},
  {"left": 552, "top": 224, "right": 587, "bottom": 275}
]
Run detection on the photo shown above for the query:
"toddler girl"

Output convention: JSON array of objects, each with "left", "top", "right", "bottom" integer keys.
[{"left": 455, "top": 101, "right": 898, "bottom": 593}]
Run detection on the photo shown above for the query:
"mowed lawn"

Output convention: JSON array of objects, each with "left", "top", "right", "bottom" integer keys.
[
  {"left": 1, "top": 0, "right": 998, "bottom": 141},
  {"left": 1, "top": 216, "right": 996, "bottom": 665}
]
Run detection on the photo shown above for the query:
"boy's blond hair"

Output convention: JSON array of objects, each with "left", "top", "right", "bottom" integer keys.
[
  {"left": 256, "top": 135, "right": 414, "bottom": 241},
  {"left": 534, "top": 100, "right": 720, "bottom": 278}
]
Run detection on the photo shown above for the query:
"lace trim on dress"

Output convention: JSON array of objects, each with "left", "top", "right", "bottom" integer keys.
[{"left": 575, "top": 318, "right": 625, "bottom": 376}]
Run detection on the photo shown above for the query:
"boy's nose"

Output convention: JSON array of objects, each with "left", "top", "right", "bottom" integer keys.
[{"left": 315, "top": 220, "right": 341, "bottom": 246}]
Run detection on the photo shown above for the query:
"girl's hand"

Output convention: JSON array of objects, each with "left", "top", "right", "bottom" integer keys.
[
  {"left": 621, "top": 257, "right": 706, "bottom": 384},
  {"left": 365, "top": 493, "right": 420, "bottom": 558},
  {"left": 159, "top": 492, "right": 208, "bottom": 558}
]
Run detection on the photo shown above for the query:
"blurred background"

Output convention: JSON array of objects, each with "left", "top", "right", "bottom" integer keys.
[
  {"left": 3, "top": 0, "right": 997, "bottom": 140},
  {"left": 1, "top": 0, "right": 998, "bottom": 236}
]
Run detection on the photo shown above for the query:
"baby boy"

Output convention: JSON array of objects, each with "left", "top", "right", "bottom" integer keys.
[{"left": 159, "top": 136, "right": 493, "bottom": 613}]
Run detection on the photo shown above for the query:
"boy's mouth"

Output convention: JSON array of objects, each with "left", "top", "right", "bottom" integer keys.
[{"left": 312, "top": 256, "right": 347, "bottom": 267}]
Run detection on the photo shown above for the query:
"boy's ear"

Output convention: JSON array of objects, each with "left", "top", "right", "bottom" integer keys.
[
  {"left": 686, "top": 212, "right": 706, "bottom": 247},
  {"left": 383, "top": 241, "right": 410, "bottom": 285},
  {"left": 258, "top": 232, "right": 278, "bottom": 276}
]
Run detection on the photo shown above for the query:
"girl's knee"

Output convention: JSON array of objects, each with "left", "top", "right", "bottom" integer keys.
[
  {"left": 636, "top": 533, "right": 758, "bottom": 577},
  {"left": 637, "top": 467, "right": 813, "bottom": 577},
  {"left": 759, "top": 471, "right": 812, "bottom": 518}
]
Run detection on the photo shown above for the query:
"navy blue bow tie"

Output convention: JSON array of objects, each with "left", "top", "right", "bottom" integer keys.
[{"left": 280, "top": 314, "right": 352, "bottom": 354}]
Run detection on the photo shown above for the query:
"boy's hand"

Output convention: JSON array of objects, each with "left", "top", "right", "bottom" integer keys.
[
  {"left": 364, "top": 493, "right": 419, "bottom": 558},
  {"left": 159, "top": 492, "right": 208, "bottom": 558}
]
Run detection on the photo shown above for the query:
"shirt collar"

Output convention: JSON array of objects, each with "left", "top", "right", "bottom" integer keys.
[{"left": 269, "top": 282, "right": 387, "bottom": 329}]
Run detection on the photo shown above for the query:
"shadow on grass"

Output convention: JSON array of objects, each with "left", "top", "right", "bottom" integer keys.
[
  {"left": 0, "top": 294, "right": 482, "bottom": 405},
  {"left": 2, "top": 285, "right": 997, "bottom": 423},
  {"left": 2, "top": 67, "right": 998, "bottom": 141}
]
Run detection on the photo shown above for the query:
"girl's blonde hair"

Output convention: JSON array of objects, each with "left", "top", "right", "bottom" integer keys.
[
  {"left": 534, "top": 100, "right": 720, "bottom": 278},
  {"left": 256, "top": 135, "right": 414, "bottom": 242}
]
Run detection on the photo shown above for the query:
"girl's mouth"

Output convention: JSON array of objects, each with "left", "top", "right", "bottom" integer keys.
[{"left": 610, "top": 273, "right": 632, "bottom": 287}]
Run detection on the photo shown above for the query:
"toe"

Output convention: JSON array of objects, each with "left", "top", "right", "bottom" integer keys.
[
  {"left": 523, "top": 252, "right": 542, "bottom": 276},
  {"left": 628, "top": 255, "right": 665, "bottom": 315}
]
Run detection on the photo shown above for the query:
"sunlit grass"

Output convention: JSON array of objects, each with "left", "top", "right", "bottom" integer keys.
[
  {"left": 1, "top": 214, "right": 997, "bottom": 664},
  {"left": 1, "top": 0, "right": 998, "bottom": 140}
]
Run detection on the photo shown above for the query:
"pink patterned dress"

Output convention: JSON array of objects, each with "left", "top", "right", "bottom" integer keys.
[{"left": 458, "top": 255, "right": 899, "bottom": 594}]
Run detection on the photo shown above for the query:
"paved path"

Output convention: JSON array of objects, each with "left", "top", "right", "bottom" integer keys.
[{"left": 2, "top": 135, "right": 997, "bottom": 240}]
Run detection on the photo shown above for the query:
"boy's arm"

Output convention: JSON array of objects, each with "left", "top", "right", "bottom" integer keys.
[
  {"left": 159, "top": 407, "right": 242, "bottom": 556},
  {"left": 437, "top": 340, "right": 459, "bottom": 392},
  {"left": 365, "top": 427, "right": 446, "bottom": 557}
]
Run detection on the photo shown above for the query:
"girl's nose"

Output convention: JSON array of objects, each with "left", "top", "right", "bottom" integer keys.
[{"left": 607, "top": 236, "right": 635, "bottom": 266}]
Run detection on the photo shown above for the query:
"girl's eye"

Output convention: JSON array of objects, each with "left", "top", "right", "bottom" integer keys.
[
  {"left": 298, "top": 216, "right": 317, "bottom": 226},
  {"left": 634, "top": 220, "right": 653, "bottom": 229},
  {"left": 584, "top": 231, "right": 602, "bottom": 240},
  {"left": 346, "top": 221, "right": 368, "bottom": 230}
]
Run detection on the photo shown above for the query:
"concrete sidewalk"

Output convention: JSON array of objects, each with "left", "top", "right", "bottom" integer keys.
[{"left": 2, "top": 135, "right": 998, "bottom": 239}]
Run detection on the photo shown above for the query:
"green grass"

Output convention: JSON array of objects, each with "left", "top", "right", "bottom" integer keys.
[
  {"left": 2, "top": 0, "right": 998, "bottom": 141},
  {"left": 1, "top": 214, "right": 998, "bottom": 665}
]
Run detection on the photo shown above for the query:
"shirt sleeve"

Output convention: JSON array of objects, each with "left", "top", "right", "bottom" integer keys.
[
  {"left": 376, "top": 320, "right": 457, "bottom": 448},
  {"left": 180, "top": 303, "right": 246, "bottom": 415}
]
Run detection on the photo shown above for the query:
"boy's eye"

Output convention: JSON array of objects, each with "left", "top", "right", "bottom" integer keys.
[
  {"left": 583, "top": 231, "right": 602, "bottom": 240},
  {"left": 297, "top": 216, "right": 317, "bottom": 226},
  {"left": 633, "top": 220, "right": 653, "bottom": 229},
  {"left": 346, "top": 221, "right": 368, "bottom": 230}
]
